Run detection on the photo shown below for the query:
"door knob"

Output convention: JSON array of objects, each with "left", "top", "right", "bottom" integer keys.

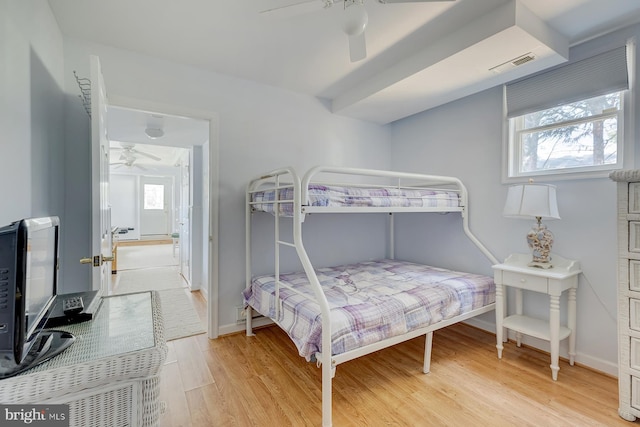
[
  {"left": 80, "top": 255, "right": 100, "bottom": 267},
  {"left": 80, "top": 255, "right": 114, "bottom": 266}
]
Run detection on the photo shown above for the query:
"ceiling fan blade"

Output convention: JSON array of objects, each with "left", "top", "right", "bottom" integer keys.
[
  {"left": 133, "top": 150, "right": 162, "bottom": 161},
  {"left": 349, "top": 32, "right": 366, "bottom": 62},
  {"left": 379, "top": 0, "right": 455, "bottom": 3},
  {"left": 260, "top": 0, "right": 326, "bottom": 19}
]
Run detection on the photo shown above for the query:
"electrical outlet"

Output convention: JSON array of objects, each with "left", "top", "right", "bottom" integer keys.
[
  {"left": 236, "top": 306, "right": 263, "bottom": 323},
  {"left": 236, "top": 306, "right": 247, "bottom": 323}
]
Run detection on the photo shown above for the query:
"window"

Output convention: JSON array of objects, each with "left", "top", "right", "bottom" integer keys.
[
  {"left": 510, "top": 91, "right": 623, "bottom": 176},
  {"left": 143, "top": 184, "right": 164, "bottom": 210},
  {"left": 505, "top": 44, "right": 631, "bottom": 180}
]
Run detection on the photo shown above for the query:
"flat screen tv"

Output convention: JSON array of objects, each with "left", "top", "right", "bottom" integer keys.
[{"left": 0, "top": 216, "right": 74, "bottom": 378}]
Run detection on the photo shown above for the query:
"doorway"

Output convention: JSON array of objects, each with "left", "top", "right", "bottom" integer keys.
[
  {"left": 109, "top": 142, "right": 190, "bottom": 291},
  {"left": 105, "top": 101, "right": 219, "bottom": 339}
]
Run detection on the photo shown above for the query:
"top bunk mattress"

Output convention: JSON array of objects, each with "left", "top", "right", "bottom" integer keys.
[
  {"left": 251, "top": 184, "right": 461, "bottom": 215},
  {"left": 243, "top": 259, "right": 495, "bottom": 360}
]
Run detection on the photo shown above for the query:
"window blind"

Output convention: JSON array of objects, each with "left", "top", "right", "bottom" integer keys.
[{"left": 505, "top": 45, "right": 629, "bottom": 118}]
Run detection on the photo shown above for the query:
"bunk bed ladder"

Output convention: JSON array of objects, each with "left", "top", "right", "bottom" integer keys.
[
  {"left": 246, "top": 167, "right": 335, "bottom": 427},
  {"left": 289, "top": 172, "right": 335, "bottom": 427},
  {"left": 388, "top": 213, "right": 395, "bottom": 260}
]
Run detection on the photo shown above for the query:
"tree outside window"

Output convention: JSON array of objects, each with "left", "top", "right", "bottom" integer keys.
[{"left": 510, "top": 91, "right": 622, "bottom": 177}]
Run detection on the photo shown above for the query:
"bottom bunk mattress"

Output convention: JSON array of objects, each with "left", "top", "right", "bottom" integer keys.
[{"left": 243, "top": 259, "right": 495, "bottom": 360}]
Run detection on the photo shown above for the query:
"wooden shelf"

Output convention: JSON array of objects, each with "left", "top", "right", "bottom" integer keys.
[{"left": 503, "top": 314, "right": 571, "bottom": 342}]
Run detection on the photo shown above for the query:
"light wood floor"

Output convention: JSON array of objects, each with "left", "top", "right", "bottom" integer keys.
[{"left": 162, "top": 292, "right": 632, "bottom": 426}]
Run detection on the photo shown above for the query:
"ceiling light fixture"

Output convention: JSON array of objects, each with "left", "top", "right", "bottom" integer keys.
[{"left": 144, "top": 127, "right": 164, "bottom": 139}]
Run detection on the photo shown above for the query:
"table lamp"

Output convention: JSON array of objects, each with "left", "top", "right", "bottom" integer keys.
[{"left": 503, "top": 183, "right": 560, "bottom": 268}]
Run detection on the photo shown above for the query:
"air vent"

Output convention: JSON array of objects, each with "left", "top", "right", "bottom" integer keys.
[{"left": 489, "top": 53, "right": 536, "bottom": 74}]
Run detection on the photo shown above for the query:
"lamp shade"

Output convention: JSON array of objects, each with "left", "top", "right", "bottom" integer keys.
[{"left": 503, "top": 184, "right": 560, "bottom": 220}]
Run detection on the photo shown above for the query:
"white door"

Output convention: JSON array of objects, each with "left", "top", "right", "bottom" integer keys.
[
  {"left": 89, "top": 55, "right": 112, "bottom": 294},
  {"left": 140, "top": 176, "right": 172, "bottom": 237},
  {"left": 179, "top": 157, "right": 191, "bottom": 284}
]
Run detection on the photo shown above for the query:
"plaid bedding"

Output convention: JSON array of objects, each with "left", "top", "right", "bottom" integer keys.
[
  {"left": 243, "top": 259, "right": 495, "bottom": 360},
  {"left": 251, "top": 184, "right": 461, "bottom": 215}
]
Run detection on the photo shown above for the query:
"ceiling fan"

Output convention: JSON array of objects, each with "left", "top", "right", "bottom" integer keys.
[
  {"left": 111, "top": 143, "right": 162, "bottom": 162},
  {"left": 110, "top": 142, "right": 161, "bottom": 170},
  {"left": 261, "top": 0, "right": 455, "bottom": 62},
  {"left": 109, "top": 159, "right": 149, "bottom": 171}
]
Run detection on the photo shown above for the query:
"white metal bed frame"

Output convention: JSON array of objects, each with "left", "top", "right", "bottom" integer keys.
[{"left": 245, "top": 166, "right": 498, "bottom": 427}]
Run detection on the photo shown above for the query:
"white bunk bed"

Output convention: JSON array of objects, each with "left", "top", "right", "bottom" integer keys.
[{"left": 244, "top": 166, "right": 498, "bottom": 427}]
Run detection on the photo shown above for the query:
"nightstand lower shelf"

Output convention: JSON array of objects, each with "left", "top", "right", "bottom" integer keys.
[{"left": 503, "top": 314, "right": 572, "bottom": 343}]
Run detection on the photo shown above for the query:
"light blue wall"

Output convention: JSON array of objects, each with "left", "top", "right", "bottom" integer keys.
[
  {"left": 0, "top": 0, "right": 65, "bottom": 222},
  {"left": 389, "top": 24, "right": 640, "bottom": 375},
  {"left": 0, "top": 0, "right": 67, "bottom": 283},
  {"left": 61, "top": 71, "right": 91, "bottom": 294},
  {"left": 29, "top": 48, "right": 65, "bottom": 220}
]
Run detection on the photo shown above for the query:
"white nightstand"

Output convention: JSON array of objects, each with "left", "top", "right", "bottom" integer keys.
[{"left": 493, "top": 253, "right": 581, "bottom": 380}]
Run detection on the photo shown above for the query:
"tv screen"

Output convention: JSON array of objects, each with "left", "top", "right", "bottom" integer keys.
[
  {"left": 0, "top": 216, "right": 73, "bottom": 377},
  {"left": 23, "top": 218, "right": 58, "bottom": 347}
]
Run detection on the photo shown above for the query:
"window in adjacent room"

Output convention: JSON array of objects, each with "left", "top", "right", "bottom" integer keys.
[
  {"left": 143, "top": 184, "right": 164, "bottom": 210},
  {"left": 504, "top": 44, "right": 633, "bottom": 181}
]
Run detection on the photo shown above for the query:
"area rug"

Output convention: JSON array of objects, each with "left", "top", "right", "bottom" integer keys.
[
  {"left": 117, "top": 243, "right": 178, "bottom": 271},
  {"left": 113, "top": 267, "right": 205, "bottom": 341},
  {"left": 157, "top": 288, "right": 206, "bottom": 341},
  {"left": 114, "top": 267, "right": 186, "bottom": 294}
]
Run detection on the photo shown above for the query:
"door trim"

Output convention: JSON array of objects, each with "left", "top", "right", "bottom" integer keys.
[{"left": 109, "top": 95, "right": 220, "bottom": 339}]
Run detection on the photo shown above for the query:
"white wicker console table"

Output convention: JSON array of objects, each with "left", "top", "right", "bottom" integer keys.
[{"left": 0, "top": 291, "right": 167, "bottom": 427}]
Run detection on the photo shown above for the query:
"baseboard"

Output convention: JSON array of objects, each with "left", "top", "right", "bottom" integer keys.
[
  {"left": 462, "top": 318, "right": 618, "bottom": 377},
  {"left": 218, "top": 317, "right": 274, "bottom": 336},
  {"left": 199, "top": 286, "right": 208, "bottom": 300},
  {"left": 463, "top": 317, "right": 495, "bottom": 333}
]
